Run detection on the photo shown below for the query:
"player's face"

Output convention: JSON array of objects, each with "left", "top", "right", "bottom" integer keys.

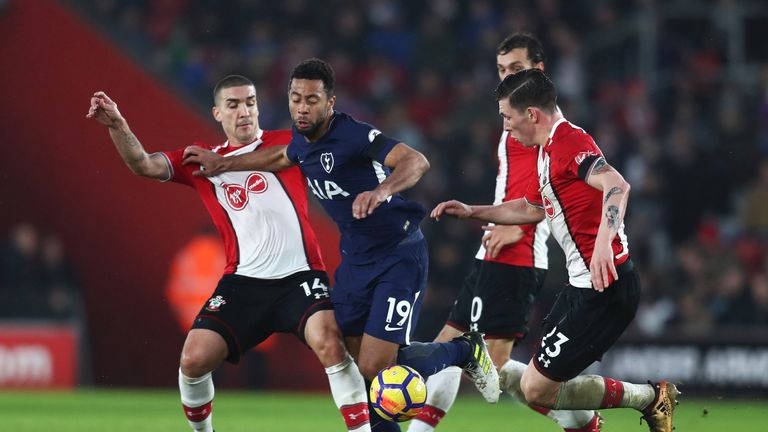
[
  {"left": 213, "top": 85, "right": 259, "bottom": 145},
  {"left": 499, "top": 99, "right": 536, "bottom": 147},
  {"left": 288, "top": 79, "right": 336, "bottom": 141},
  {"left": 497, "top": 48, "right": 543, "bottom": 81}
]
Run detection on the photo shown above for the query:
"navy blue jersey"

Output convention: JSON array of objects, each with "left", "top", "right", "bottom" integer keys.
[{"left": 286, "top": 111, "right": 426, "bottom": 263}]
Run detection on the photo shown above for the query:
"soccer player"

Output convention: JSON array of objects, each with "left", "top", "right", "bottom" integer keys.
[
  {"left": 430, "top": 69, "right": 678, "bottom": 432},
  {"left": 86, "top": 76, "right": 373, "bottom": 432},
  {"left": 182, "top": 58, "right": 500, "bottom": 431},
  {"left": 409, "top": 33, "right": 602, "bottom": 432}
]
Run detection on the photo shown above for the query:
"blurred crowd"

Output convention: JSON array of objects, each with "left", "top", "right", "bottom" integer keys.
[
  {"left": 0, "top": 223, "right": 83, "bottom": 321},
  {"left": 70, "top": 0, "right": 768, "bottom": 337}
]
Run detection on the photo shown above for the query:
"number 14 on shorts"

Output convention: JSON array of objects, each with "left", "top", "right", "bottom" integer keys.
[
  {"left": 301, "top": 278, "right": 330, "bottom": 299},
  {"left": 539, "top": 326, "right": 570, "bottom": 368}
]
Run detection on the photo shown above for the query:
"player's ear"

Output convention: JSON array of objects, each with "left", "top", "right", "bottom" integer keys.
[
  {"left": 527, "top": 107, "right": 536, "bottom": 122},
  {"left": 212, "top": 106, "right": 222, "bottom": 122},
  {"left": 327, "top": 95, "right": 336, "bottom": 111}
]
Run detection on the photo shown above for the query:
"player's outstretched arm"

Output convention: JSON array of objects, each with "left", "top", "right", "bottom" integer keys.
[
  {"left": 86, "top": 91, "right": 170, "bottom": 180},
  {"left": 431, "top": 198, "right": 544, "bottom": 224},
  {"left": 585, "top": 158, "right": 631, "bottom": 291},
  {"left": 182, "top": 145, "right": 292, "bottom": 177},
  {"left": 352, "top": 143, "right": 429, "bottom": 219}
]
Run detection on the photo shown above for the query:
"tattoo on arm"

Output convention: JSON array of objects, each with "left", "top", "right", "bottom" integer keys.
[
  {"left": 591, "top": 158, "right": 612, "bottom": 175},
  {"left": 604, "top": 186, "right": 624, "bottom": 204},
  {"left": 121, "top": 129, "right": 140, "bottom": 148},
  {"left": 605, "top": 205, "right": 620, "bottom": 229}
]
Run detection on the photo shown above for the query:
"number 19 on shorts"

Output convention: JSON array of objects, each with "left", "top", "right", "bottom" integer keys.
[{"left": 384, "top": 292, "right": 419, "bottom": 332}]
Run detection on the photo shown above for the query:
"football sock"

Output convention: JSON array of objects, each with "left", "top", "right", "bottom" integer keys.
[
  {"left": 406, "top": 366, "right": 461, "bottom": 432},
  {"left": 396, "top": 341, "right": 470, "bottom": 378},
  {"left": 499, "top": 360, "right": 598, "bottom": 429},
  {"left": 554, "top": 375, "right": 655, "bottom": 411},
  {"left": 179, "top": 369, "right": 214, "bottom": 432},
  {"left": 326, "top": 356, "right": 372, "bottom": 432},
  {"left": 366, "top": 379, "right": 402, "bottom": 432}
]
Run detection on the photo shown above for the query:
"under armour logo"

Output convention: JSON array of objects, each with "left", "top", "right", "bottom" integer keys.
[
  {"left": 538, "top": 353, "right": 551, "bottom": 368},
  {"left": 347, "top": 408, "right": 369, "bottom": 420},
  {"left": 470, "top": 323, "right": 479, "bottom": 332}
]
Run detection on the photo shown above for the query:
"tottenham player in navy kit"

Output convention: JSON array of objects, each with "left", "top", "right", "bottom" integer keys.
[{"left": 184, "top": 58, "right": 500, "bottom": 430}]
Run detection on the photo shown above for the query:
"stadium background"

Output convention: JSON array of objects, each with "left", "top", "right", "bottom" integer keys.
[{"left": 1, "top": 0, "right": 767, "bottom": 415}]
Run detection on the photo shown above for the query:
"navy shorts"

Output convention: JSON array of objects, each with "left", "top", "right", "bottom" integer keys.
[
  {"left": 533, "top": 260, "right": 640, "bottom": 381},
  {"left": 192, "top": 270, "right": 332, "bottom": 364},
  {"left": 447, "top": 259, "right": 546, "bottom": 340},
  {"left": 332, "top": 230, "right": 428, "bottom": 345}
]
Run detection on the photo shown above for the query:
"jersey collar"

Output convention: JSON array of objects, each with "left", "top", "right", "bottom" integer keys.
[
  {"left": 217, "top": 129, "right": 264, "bottom": 151},
  {"left": 545, "top": 117, "right": 568, "bottom": 148}
]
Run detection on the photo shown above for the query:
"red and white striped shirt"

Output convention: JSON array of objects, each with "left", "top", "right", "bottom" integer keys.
[
  {"left": 475, "top": 131, "right": 549, "bottom": 269},
  {"left": 162, "top": 129, "right": 324, "bottom": 279},
  {"left": 525, "top": 119, "right": 629, "bottom": 288}
]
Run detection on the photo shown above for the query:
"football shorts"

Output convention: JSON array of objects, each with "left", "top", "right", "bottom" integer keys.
[{"left": 192, "top": 270, "right": 332, "bottom": 364}]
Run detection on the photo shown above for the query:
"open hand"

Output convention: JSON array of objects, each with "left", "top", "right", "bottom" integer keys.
[
  {"left": 480, "top": 225, "right": 524, "bottom": 258},
  {"left": 589, "top": 241, "right": 618, "bottom": 292},
  {"left": 352, "top": 189, "right": 388, "bottom": 219},
  {"left": 430, "top": 200, "right": 472, "bottom": 221}
]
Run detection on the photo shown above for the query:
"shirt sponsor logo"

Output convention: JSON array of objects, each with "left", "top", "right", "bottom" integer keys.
[
  {"left": 221, "top": 173, "right": 269, "bottom": 210},
  {"left": 245, "top": 173, "right": 268, "bottom": 194}
]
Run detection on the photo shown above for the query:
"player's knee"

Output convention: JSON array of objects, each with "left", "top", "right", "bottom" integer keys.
[
  {"left": 305, "top": 314, "right": 347, "bottom": 367},
  {"left": 308, "top": 334, "right": 346, "bottom": 367},
  {"left": 357, "top": 356, "right": 391, "bottom": 381},
  {"left": 180, "top": 346, "right": 221, "bottom": 378},
  {"left": 520, "top": 378, "right": 555, "bottom": 407}
]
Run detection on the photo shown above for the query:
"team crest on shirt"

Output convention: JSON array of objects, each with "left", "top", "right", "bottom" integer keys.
[
  {"left": 321, "top": 152, "right": 334, "bottom": 173},
  {"left": 205, "top": 295, "right": 226, "bottom": 312},
  {"left": 221, "top": 173, "right": 269, "bottom": 211}
]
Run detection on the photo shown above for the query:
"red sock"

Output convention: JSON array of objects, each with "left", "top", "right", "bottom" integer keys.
[
  {"left": 340, "top": 402, "right": 370, "bottom": 430},
  {"left": 528, "top": 404, "right": 551, "bottom": 416},
  {"left": 413, "top": 405, "right": 446, "bottom": 427},
  {"left": 182, "top": 401, "right": 212, "bottom": 423},
  {"left": 601, "top": 377, "right": 624, "bottom": 408},
  {"left": 564, "top": 413, "right": 602, "bottom": 432}
]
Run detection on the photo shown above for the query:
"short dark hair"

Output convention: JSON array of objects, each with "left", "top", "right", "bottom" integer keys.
[
  {"left": 213, "top": 75, "right": 255, "bottom": 102},
  {"left": 497, "top": 33, "right": 546, "bottom": 65},
  {"left": 495, "top": 69, "right": 557, "bottom": 113},
  {"left": 289, "top": 58, "right": 335, "bottom": 96}
]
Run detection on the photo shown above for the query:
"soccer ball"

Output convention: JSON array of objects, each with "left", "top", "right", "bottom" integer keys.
[{"left": 369, "top": 365, "right": 427, "bottom": 422}]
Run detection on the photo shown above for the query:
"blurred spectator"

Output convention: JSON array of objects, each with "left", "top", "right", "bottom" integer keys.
[
  {"left": 0, "top": 224, "right": 81, "bottom": 321},
  {"left": 41, "top": 235, "right": 82, "bottom": 321}
]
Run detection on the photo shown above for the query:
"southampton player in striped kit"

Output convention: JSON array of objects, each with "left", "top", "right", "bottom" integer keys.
[
  {"left": 183, "top": 58, "right": 500, "bottom": 432},
  {"left": 86, "top": 75, "right": 372, "bottom": 432},
  {"left": 409, "top": 33, "right": 602, "bottom": 432},
  {"left": 430, "top": 70, "right": 678, "bottom": 432}
]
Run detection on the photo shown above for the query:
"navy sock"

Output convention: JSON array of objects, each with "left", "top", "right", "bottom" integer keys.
[
  {"left": 367, "top": 379, "right": 402, "bottom": 432},
  {"left": 396, "top": 340, "right": 471, "bottom": 378}
]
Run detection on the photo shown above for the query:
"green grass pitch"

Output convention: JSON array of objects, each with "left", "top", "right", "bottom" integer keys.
[{"left": 2, "top": 390, "right": 766, "bottom": 431}]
